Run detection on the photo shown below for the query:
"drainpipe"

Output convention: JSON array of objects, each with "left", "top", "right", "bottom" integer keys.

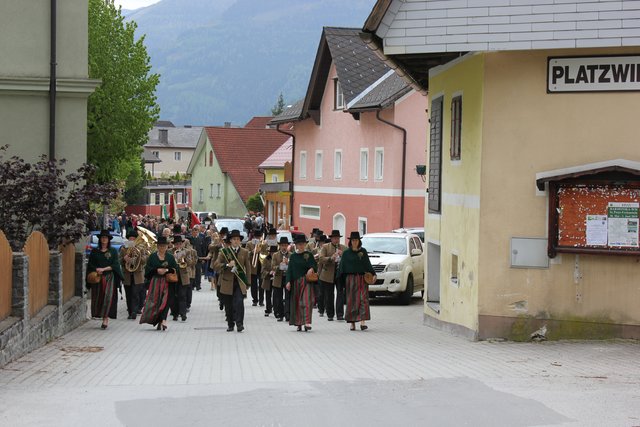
[
  {"left": 376, "top": 110, "right": 407, "bottom": 229},
  {"left": 276, "top": 124, "right": 295, "bottom": 227},
  {"left": 49, "top": 0, "right": 57, "bottom": 160}
]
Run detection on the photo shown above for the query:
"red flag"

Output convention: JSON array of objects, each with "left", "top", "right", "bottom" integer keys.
[
  {"left": 190, "top": 211, "right": 201, "bottom": 225},
  {"left": 169, "top": 192, "right": 176, "bottom": 221}
]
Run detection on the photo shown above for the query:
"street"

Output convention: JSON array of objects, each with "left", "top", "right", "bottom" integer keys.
[{"left": 0, "top": 289, "right": 638, "bottom": 427}]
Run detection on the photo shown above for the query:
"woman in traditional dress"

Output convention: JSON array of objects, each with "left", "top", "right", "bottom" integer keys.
[
  {"left": 86, "top": 230, "right": 124, "bottom": 329},
  {"left": 338, "top": 231, "right": 376, "bottom": 331},
  {"left": 139, "top": 236, "right": 178, "bottom": 331},
  {"left": 285, "top": 234, "right": 318, "bottom": 332}
]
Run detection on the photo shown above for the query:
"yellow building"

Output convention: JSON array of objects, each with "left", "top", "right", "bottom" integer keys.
[
  {"left": 258, "top": 139, "right": 293, "bottom": 229},
  {"left": 364, "top": 1, "right": 640, "bottom": 340}
]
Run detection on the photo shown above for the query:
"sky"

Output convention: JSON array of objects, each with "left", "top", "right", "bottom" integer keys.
[{"left": 113, "top": 0, "right": 161, "bottom": 10}]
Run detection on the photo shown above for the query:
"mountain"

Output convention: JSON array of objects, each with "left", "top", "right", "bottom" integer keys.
[{"left": 124, "top": 0, "right": 377, "bottom": 126}]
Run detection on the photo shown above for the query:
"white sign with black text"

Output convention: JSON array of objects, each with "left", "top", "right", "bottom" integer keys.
[{"left": 548, "top": 55, "right": 640, "bottom": 93}]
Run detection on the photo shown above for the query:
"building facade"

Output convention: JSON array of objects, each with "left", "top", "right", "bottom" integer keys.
[
  {"left": 143, "top": 123, "right": 202, "bottom": 177},
  {"left": 364, "top": 0, "right": 640, "bottom": 340},
  {"left": 259, "top": 140, "right": 293, "bottom": 230}
]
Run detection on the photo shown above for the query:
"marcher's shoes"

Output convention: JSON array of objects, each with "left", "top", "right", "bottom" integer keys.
[
  {"left": 181, "top": 315, "right": 187, "bottom": 322},
  {"left": 319, "top": 312, "right": 324, "bottom": 317},
  {"left": 127, "top": 314, "right": 135, "bottom": 320},
  {"left": 337, "top": 317, "right": 344, "bottom": 321},
  {"left": 304, "top": 325, "right": 312, "bottom": 332},
  {"left": 162, "top": 324, "right": 167, "bottom": 331},
  {"left": 328, "top": 317, "right": 334, "bottom": 321},
  {"left": 172, "top": 315, "right": 178, "bottom": 321},
  {"left": 259, "top": 303, "right": 264, "bottom": 307},
  {"left": 297, "top": 326, "right": 302, "bottom": 332},
  {"left": 264, "top": 312, "right": 270, "bottom": 317},
  {"left": 277, "top": 317, "right": 284, "bottom": 322},
  {"left": 236, "top": 325, "right": 244, "bottom": 333},
  {"left": 360, "top": 324, "right": 368, "bottom": 331},
  {"left": 226, "top": 326, "right": 234, "bottom": 332},
  {"left": 219, "top": 303, "right": 224, "bottom": 311},
  {"left": 101, "top": 323, "right": 108, "bottom": 329},
  {"left": 350, "top": 323, "right": 356, "bottom": 331},
  {"left": 252, "top": 302, "right": 258, "bottom": 306}
]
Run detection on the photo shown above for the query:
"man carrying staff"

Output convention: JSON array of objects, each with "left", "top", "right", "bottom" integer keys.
[{"left": 214, "top": 229, "right": 251, "bottom": 332}]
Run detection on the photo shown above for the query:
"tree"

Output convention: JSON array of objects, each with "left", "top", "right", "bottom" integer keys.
[
  {"left": 0, "top": 146, "right": 119, "bottom": 251},
  {"left": 87, "top": 0, "right": 160, "bottom": 184},
  {"left": 246, "top": 192, "right": 264, "bottom": 213},
  {"left": 271, "top": 92, "right": 286, "bottom": 116},
  {"left": 123, "top": 158, "right": 146, "bottom": 205}
]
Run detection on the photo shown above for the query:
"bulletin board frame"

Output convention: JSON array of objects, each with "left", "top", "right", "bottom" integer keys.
[{"left": 547, "top": 178, "right": 640, "bottom": 258}]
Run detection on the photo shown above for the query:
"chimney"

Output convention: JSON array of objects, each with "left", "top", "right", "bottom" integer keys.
[
  {"left": 159, "top": 129, "right": 168, "bottom": 144},
  {"left": 224, "top": 122, "right": 231, "bottom": 128}
]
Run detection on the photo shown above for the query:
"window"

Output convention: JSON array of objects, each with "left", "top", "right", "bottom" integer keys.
[
  {"left": 174, "top": 151, "right": 181, "bottom": 161},
  {"left": 315, "top": 151, "right": 323, "bottom": 179},
  {"left": 272, "top": 174, "right": 278, "bottom": 182},
  {"left": 374, "top": 148, "right": 384, "bottom": 181},
  {"left": 299, "top": 151, "right": 307, "bottom": 179},
  {"left": 334, "top": 150, "right": 342, "bottom": 179},
  {"left": 450, "top": 95, "right": 462, "bottom": 160},
  {"left": 185, "top": 192, "right": 189, "bottom": 205},
  {"left": 429, "top": 97, "right": 443, "bottom": 213},
  {"left": 358, "top": 217, "right": 367, "bottom": 236},
  {"left": 149, "top": 192, "right": 156, "bottom": 205},
  {"left": 177, "top": 192, "right": 183, "bottom": 204},
  {"left": 300, "top": 204, "right": 321, "bottom": 219},
  {"left": 216, "top": 183, "right": 221, "bottom": 198},
  {"left": 159, "top": 193, "right": 165, "bottom": 205},
  {"left": 334, "top": 79, "right": 344, "bottom": 110},
  {"left": 210, "top": 183, "right": 214, "bottom": 198},
  {"left": 451, "top": 253, "right": 459, "bottom": 285},
  {"left": 151, "top": 151, "right": 159, "bottom": 158},
  {"left": 198, "top": 188, "right": 204, "bottom": 203},
  {"left": 360, "top": 149, "right": 369, "bottom": 181}
]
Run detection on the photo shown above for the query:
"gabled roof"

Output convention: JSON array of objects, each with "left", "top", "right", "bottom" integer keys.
[
  {"left": 244, "top": 116, "right": 274, "bottom": 129},
  {"left": 536, "top": 159, "right": 640, "bottom": 191},
  {"left": 154, "top": 120, "right": 175, "bottom": 128},
  {"left": 259, "top": 139, "right": 293, "bottom": 169},
  {"left": 270, "top": 99, "right": 304, "bottom": 125},
  {"left": 145, "top": 126, "right": 203, "bottom": 149},
  {"left": 205, "top": 127, "right": 290, "bottom": 201},
  {"left": 271, "top": 27, "right": 409, "bottom": 125},
  {"left": 347, "top": 70, "right": 411, "bottom": 111},
  {"left": 142, "top": 148, "right": 161, "bottom": 163}
]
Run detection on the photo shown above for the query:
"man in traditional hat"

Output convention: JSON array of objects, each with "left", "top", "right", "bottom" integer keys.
[
  {"left": 245, "top": 228, "right": 266, "bottom": 307},
  {"left": 187, "top": 226, "right": 207, "bottom": 291},
  {"left": 213, "top": 227, "right": 229, "bottom": 310},
  {"left": 168, "top": 235, "right": 189, "bottom": 321},
  {"left": 261, "top": 245, "right": 278, "bottom": 317},
  {"left": 119, "top": 229, "right": 148, "bottom": 320},
  {"left": 319, "top": 230, "right": 348, "bottom": 321},
  {"left": 214, "top": 230, "right": 251, "bottom": 332},
  {"left": 270, "top": 236, "right": 291, "bottom": 321}
]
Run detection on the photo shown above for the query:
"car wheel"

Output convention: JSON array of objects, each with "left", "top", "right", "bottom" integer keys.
[{"left": 399, "top": 274, "right": 414, "bottom": 305}]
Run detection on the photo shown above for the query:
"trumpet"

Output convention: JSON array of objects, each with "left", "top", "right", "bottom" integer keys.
[
  {"left": 252, "top": 235, "right": 265, "bottom": 268},
  {"left": 175, "top": 249, "right": 188, "bottom": 269}
]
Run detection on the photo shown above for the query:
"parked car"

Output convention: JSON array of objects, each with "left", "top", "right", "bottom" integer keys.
[
  {"left": 193, "top": 211, "right": 217, "bottom": 223},
  {"left": 392, "top": 227, "right": 425, "bottom": 243},
  {"left": 84, "top": 231, "right": 126, "bottom": 256},
  {"left": 360, "top": 232, "right": 425, "bottom": 304},
  {"left": 276, "top": 230, "right": 306, "bottom": 246},
  {"left": 214, "top": 218, "right": 248, "bottom": 243}
]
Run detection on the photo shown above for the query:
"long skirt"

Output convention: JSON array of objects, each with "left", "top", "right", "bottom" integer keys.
[
  {"left": 289, "top": 277, "right": 314, "bottom": 326},
  {"left": 345, "top": 274, "right": 370, "bottom": 322},
  {"left": 91, "top": 272, "right": 118, "bottom": 319},
  {"left": 139, "top": 276, "right": 169, "bottom": 326}
]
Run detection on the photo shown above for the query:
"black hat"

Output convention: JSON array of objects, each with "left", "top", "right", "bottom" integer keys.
[
  {"left": 219, "top": 227, "right": 229, "bottom": 235},
  {"left": 267, "top": 228, "right": 277, "bottom": 236},
  {"left": 294, "top": 234, "right": 307, "bottom": 244},
  {"left": 278, "top": 236, "right": 290, "bottom": 245},
  {"left": 253, "top": 229, "right": 263, "bottom": 237},
  {"left": 172, "top": 224, "right": 182, "bottom": 234},
  {"left": 348, "top": 231, "right": 362, "bottom": 240},
  {"left": 319, "top": 235, "right": 328, "bottom": 243},
  {"left": 126, "top": 229, "right": 138, "bottom": 239},
  {"left": 157, "top": 236, "right": 169, "bottom": 245},
  {"left": 172, "top": 235, "right": 183, "bottom": 243},
  {"left": 226, "top": 229, "right": 242, "bottom": 242},
  {"left": 310, "top": 228, "right": 319, "bottom": 236},
  {"left": 329, "top": 229, "right": 342, "bottom": 238},
  {"left": 269, "top": 245, "right": 278, "bottom": 253},
  {"left": 98, "top": 230, "right": 113, "bottom": 240},
  {"left": 314, "top": 229, "right": 324, "bottom": 237}
]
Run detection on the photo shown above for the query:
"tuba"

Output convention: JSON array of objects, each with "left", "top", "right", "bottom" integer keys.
[{"left": 124, "top": 235, "right": 144, "bottom": 272}]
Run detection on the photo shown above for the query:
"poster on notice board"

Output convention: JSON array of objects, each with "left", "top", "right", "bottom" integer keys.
[{"left": 607, "top": 202, "right": 639, "bottom": 247}]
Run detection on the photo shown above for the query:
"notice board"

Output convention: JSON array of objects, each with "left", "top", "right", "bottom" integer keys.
[{"left": 554, "top": 185, "right": 640, "bottom": 255}]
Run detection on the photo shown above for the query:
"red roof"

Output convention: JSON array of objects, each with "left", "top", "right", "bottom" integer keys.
[
  {"left": 206, "top": 127, "right": 290, "bottom": 202},
  {"left": 244, "top": 116, "right": 274, "bottom": 129},
  {"left": 259, "top": 139, "right": 292, "bottom": 168}
]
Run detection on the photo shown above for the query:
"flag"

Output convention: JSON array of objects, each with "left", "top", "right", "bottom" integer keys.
[
  {"left": 169, "top": 192, "right": 177, "bottom": 222},
  {"left": 161, "top": 204, "right": 168, "bottom": 219},
  {"left": 190, "top": 211, "right": 201, "bottom": 225}
]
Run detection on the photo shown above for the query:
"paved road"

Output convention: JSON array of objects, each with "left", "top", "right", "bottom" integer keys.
[{"left": 0, "top": 288, "right": 639, "bottom": 427}]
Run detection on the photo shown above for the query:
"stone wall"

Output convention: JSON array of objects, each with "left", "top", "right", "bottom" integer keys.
[{"left": 0, "top": 251, "right": 87, "bottom": 367}]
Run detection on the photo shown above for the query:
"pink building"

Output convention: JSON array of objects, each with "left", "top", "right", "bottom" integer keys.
[{"left": 271, "top": 27, "right": 427, "bottom": 241}]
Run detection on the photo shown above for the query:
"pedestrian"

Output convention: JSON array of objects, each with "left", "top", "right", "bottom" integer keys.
[
  {"left": 318, "top": 230, "right": 347, "bottom": 321},
  {"left": 214, "top": 229, "right": 251, "bottom": 332},
  {"left": 270, "top": 236, "right": 290, "bottom": 322},
  {"left": 285, "top": 234, "right": 318, "bottom": 332},
  {"left": 169, "top": 235, "right": 190, "bottom": 322},
  {"left": 338, "top": 231, "right": 376, "bottom": 331},
  {"left": 261, "top": 245, "right": 277, "bottom": 317},
  {"left": 246, "top": 229, "right": 265, "bottom": 307},
  {"left": 140, "top": 235, "right": 177, "bottom": 331},
  {"left": 119, "top": 229, "right": 148, "bottom": 320},
  {"left": 86, "top": 230, "right": 124, "bottom": 329}
]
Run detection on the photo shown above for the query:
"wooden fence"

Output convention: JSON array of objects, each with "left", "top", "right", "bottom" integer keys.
[
  {"left": 24, "top": 231, "right": 49, "bottom": 317},
  {"left": 0, "top": 231, "right": 12, "bottom": 321},
  {"left": 60, "top": 243, "right": 76, "bottom": 304}
]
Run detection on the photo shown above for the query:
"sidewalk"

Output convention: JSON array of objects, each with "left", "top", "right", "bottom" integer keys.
[{"left": 0, "top": 287, "right": 638, "bottom": 426}]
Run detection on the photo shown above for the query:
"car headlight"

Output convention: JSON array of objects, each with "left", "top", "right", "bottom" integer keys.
[{"left": 386, "top": 263, "right": 402, "bottom": 272}]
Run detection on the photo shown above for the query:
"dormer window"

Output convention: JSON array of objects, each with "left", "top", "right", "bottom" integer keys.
[{"left": 334, "top": 79, "right": 344, "bottom": 110}]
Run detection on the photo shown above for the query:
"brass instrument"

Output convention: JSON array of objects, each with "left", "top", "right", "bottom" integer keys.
[
  {"left": 176, "top": 249, "right": 188, "bottom": 269},
  {"left": 220, "top": 246, "right": 249, "bottom": 287},
  {"left": 251, "top": 235, "right": 265, "bottom": 268},
  {"left": 124, "top": 231, "right": 154, "bottom": 273}
]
